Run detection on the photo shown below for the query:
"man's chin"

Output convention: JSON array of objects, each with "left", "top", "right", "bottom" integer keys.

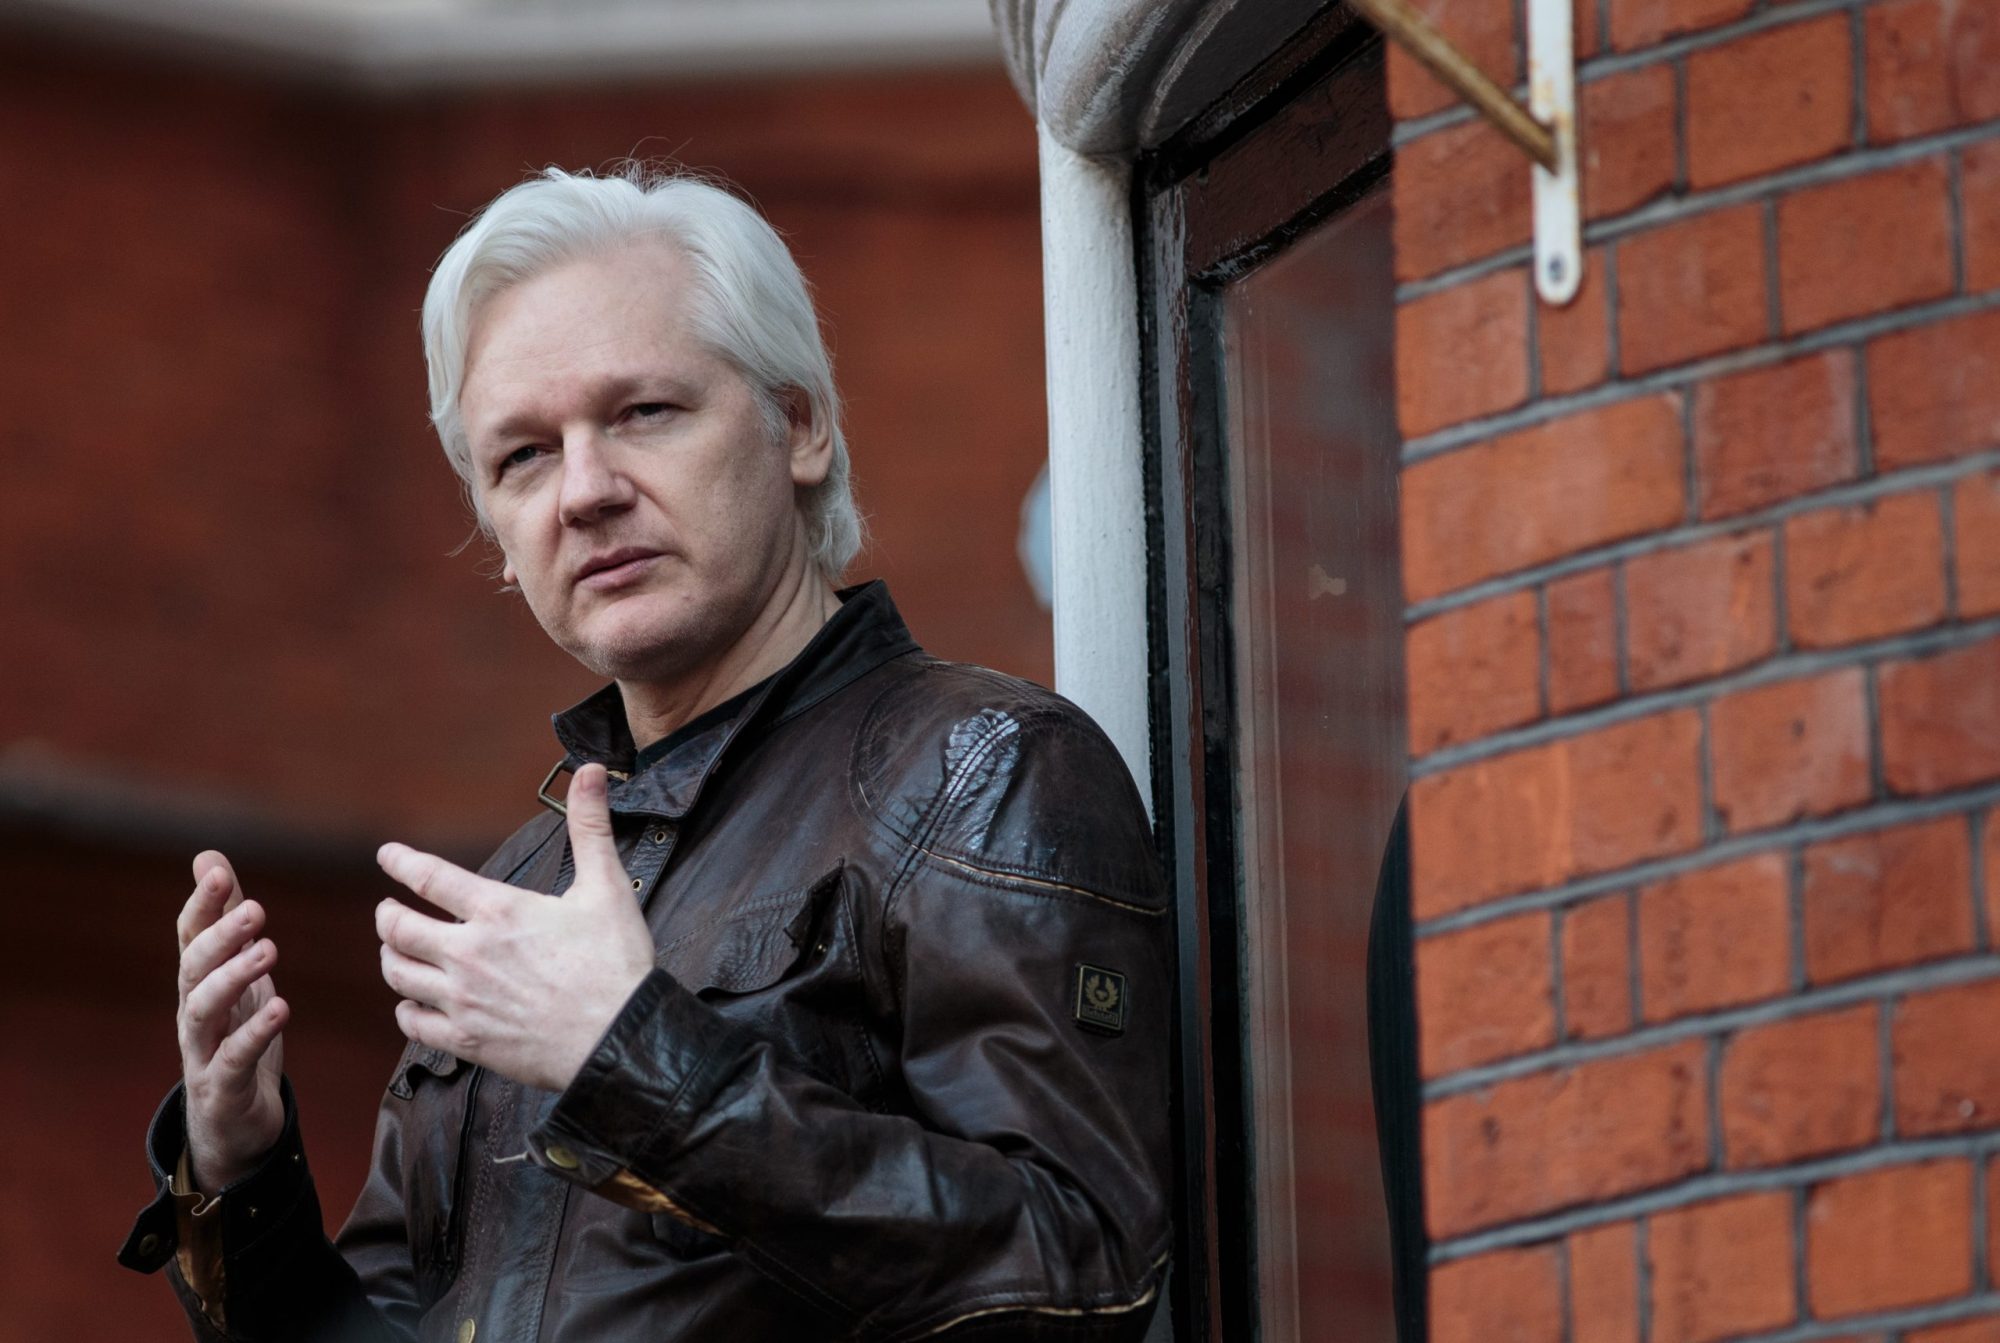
[{"left": 557, "top": 612, "right": 713, "bottom": 683}]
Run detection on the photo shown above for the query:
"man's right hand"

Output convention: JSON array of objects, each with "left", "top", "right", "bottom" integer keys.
[{"left": 176, "top": 850, "right": 290, "bottom": 1194}]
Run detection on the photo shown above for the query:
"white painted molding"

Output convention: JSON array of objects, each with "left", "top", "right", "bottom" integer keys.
[
  {"left": 990, "top": 0, "right": 1322, "bottom": 155},
  {"left": 1038, "top": 127, "right": 1151, "bottom": 809},
  {"left": 0, "top": 0, "right": 1000, "bottom": 86}
]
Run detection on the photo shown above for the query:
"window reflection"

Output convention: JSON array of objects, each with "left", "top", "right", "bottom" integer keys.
[{"left": 1220, "top": 180, "right": 1410, "bottom": 1343}]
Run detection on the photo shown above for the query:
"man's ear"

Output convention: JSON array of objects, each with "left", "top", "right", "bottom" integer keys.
[{"left": 782, "top": 387, "right": 833, "bottom": 489}]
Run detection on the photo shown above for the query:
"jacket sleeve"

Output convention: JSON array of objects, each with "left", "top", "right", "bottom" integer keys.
[
  {"left": 118, "top": 1079, "right": 419, "bottom": 1343},
  {"left": 118, "top": 813, "right": 561, "bottom": 1342},
  {"left": 527, "top": 703, "right": 1175, "bottom": 1341}
]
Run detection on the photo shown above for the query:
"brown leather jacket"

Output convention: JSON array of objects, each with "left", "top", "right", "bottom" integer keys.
[{"left": 121, "top": 583, "right": 1174, "bottom": 1342}]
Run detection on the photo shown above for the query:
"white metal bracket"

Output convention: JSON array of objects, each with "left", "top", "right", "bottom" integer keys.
[
  {"left": 1528, "top": 0, "right": 1582, "bottom": 304},
  {"left": 1345, "top": 0, "right": 1583, "bottom": 306}
]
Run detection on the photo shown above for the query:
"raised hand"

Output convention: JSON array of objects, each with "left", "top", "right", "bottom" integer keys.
[
  {"left": 176, "top": 851, "right": 290, "bottom": 1193},
  {"left": 374, "top": 764, "right": 656, "bottom": 1092}
]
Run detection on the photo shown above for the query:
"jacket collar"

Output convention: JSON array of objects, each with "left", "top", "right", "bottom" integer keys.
[{"left": 547, "top": 579, "right": 920, "bottom": 820}]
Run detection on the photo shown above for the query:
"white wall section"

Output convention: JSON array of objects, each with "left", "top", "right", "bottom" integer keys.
[{"left": 1037, "top": 127, "right": 1152, "bottom": 805}]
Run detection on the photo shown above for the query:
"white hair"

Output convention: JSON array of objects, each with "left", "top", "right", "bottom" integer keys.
[{"left": 421, "top": 164, "right": 862, "bottom": 579}]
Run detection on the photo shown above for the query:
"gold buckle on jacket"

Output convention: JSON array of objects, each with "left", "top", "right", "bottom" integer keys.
[{"left": 537, "top": 760, "right": 570, "bottom": 817}]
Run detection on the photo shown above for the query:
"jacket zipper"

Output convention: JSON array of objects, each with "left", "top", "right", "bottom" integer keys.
[{"left": 441, "top": 1065, "right": 484, "bottom": 1275}]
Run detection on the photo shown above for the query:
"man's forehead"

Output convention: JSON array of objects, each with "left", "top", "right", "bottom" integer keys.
[{"left": 460, "top": 247, "right": 715, "bottom": 428}]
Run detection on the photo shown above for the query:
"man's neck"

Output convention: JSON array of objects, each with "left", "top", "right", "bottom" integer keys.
[{"left": 617, "top": 568, "right": 841, "bottom": 752}]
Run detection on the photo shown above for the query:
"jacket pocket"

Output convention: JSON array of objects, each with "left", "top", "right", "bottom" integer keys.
[
  {"left": 658, "top": 865, "right": 843, "bottom": 999},
  {"left": 387, "top": 1042, "right": 479, "bottom": 1300}
]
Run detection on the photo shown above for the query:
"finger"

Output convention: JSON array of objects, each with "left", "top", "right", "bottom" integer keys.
[
  {"left": 212, "top": 995, "right": 288, "bottom": 1077},
  {"left": 183, "top": 938, "right": 278, "bottom": 1064},
  {"left": 375, "top": 898, "right": 459, "bottom": 966},
  {"left": 376, "top": 844, "right": 491, "bottom": 921},
  {"left": 179, "top": 900, "right": 266, "bottom": 999},
  {"left": 176, "top": 864, "right": 235, "bottom": 954},
  {"left": 394, "top": 998, "right": 458, "bottom": 1054},
  {"left": 564, "top": 764, "right": 630, "bottom": 891},
  {"left": 379, "top": 943, "right": 452, "bottom": 1008}
]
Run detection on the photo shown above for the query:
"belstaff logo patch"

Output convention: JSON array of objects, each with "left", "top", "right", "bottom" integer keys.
[{"left": 1074, "top": 964, "right": 1127, "bottom": 1035}]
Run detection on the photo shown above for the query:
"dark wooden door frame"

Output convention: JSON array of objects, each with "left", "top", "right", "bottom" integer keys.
[{"left": 1134, "top": 14, "right": 1393, "bottom": 1340}]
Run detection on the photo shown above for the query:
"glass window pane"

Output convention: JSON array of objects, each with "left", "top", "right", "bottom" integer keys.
[{"left": 1220, "top": 179, "right": 1406, "bottom": 1343}]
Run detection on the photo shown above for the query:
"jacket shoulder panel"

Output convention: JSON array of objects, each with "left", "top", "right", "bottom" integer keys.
[{"left": 852, "top": 660, "right": 1164, "bottom": 913}]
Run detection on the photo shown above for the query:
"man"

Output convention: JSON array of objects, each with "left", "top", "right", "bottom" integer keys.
[{"left": 120, "top": 167, "right": 1174, "bottom": 1341}]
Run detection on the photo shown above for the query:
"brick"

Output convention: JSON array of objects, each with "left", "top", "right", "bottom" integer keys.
[
  {"left": 1710, "top": 669, "right": 1871, "bottom": 834},
  {"left": 1418, "top": 911, "right": 1556, "bottom": 1075},
  {"left": 1562, "top": 894, "right": 1634, "bottom": 1040},
  {"left": 1617, "top": 206, "right": 1769, "bottom": 374},
  {"left": 1894, "top": 977, "right": 2000, "bottom": 1136},
  {"left": 1865, "top": 0, "right": 2000, "bottom": 142},
  {"left": 1910, "top": 1320, "right": 2000, "bottom": 1343},
  {"left": 1624, "top": 531, "right": 1776, "bottom": 691},
  {"left": 1424, "top": 1041, "right": 1709, "bottom": 1236},
  {"left": 1547, "top": 567, "right": 1621, "bottom": 714},
  {"left": 1412, "top": 710, "right": 1704, "bottom": 917},
  {"left": 1880, "top": 638, "right": 2000, "bottom": 794},
  {"left": 1967, "top": 138, "right": 2000, "bottom": 294},
  {"left": 1783, "top": 489, "right": 1947, "bottom": 647},
  {"left": 1401, "top": 395, "right": 1686, "bottom": 602},
  {"left": 1686, "top": 15, "right": 1853, "bottom": 189},
  {"left": 1806, "top": 818, "right": 1975, "bottom": 984},
  {"left": 1720, "top": 1004, "right": 1881, "bottom": 1167},
  {"left": 1393, "top": 120, "right": 1532, "bottom": 282},
  {"left": 1692, "top": 350, "right": 1859, "bottom": 520},
  {"left": 1807, "top": 1160, "right": 1973, "bottom": 1316},
  {"left": 1431, "top": 1244, "right": 1562, "bottom": 1343},
  {"left": 1407, "top": 590, "right": 1541, "bottom": 755},
  {"left": 1612, "top": 0, "right": 1753, "bottom": 51},
  {"left": 1868, "top": 307, "right": 2000, "bottom": 469},
  {"left": 1639, "top": 853, "right": 1792, "bottom": 1021},
  {"left": 1778, "top": 159, "right": 1955, "bottom": 334},
  {"left": 1398, "top": 269, "right": 1530, "bottom": 438},
  {"left": 1649, "top": 1192, "right": 1797, "bottom": 1343},
  {"left": 1959, "top": 468, "right": 2000, "bottom": 618},
  {"left": 1582, "top": 65, "right": 1677, "bottom": 220},
  {"left": 1386, "top": 0, "right": 1519, "bottom": 121},
  {"left": 1570, "top": 1221, "right": 1639, "bottom": 1343},
  {"left": 1539, "top": 246, "right": 1612, "bottom": 395}
]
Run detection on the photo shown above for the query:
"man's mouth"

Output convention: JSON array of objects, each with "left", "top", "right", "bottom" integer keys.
[{"left": 575, "top": 548, "right": 665, "bottom": 589}]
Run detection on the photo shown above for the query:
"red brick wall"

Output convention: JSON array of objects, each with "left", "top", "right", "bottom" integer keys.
[{"left": 1395, "top": 0, "right": 2000, "bottom": 1335}]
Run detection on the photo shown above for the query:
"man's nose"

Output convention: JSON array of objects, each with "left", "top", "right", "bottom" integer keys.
[{"left": 557, "top": 432, "right": 636, "bottom": 526}]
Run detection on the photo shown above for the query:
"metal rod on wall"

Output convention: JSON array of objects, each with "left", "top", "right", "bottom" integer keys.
[{"left": 1344, "top": 0, "right": 1559, "bottom": 172}]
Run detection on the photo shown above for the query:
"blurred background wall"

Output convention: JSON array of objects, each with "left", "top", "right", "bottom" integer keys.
[{"left": 0, "top": 7, "right": 1049, "bottom": 1335}]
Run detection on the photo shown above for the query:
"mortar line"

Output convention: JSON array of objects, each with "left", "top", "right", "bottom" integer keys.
[
  {"left": 1403, "top": 447, "right": 2000, "bottom": 623},
  {"left": 1396, "top": 116, "right": 2000, "bottom": 304},
  {"left": 1878, "top": 994, "right": 1897, "bottom": 1143},
  {"left": 1399, "top": 290, "right": 2000, "bottom": 461},
  {"left": 1410, "top": 611, "right": 2000, "bottom": 776},
  {"left": 1418, "top": 785, "right": 2000, "bottom": 936},
  {"left": 1427, "top": 1134, "right": 2000, "bottom": 1262},
  {"left": 1424, "top": 956, "right": 2000, "bottom": 1098}
]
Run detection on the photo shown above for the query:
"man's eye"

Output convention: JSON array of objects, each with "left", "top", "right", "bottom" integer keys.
[
  {"left": 499, "top": 445, "right": 542, "bottom": 472},
  {"left": 626, "top": 402, "right": 672, "bottom": 420}
]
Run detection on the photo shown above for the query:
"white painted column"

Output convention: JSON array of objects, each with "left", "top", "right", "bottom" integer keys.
[{"left": 1037, "top": 126, "right": 1152, "bottom": 807}]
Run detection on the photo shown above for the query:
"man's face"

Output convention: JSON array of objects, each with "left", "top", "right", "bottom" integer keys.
[{"left": 459, "top": 242, "right": 829, "bottom": 684}]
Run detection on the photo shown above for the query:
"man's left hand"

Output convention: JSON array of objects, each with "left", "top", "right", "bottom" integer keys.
[{"left": 375, "top": 763, "right": 656, "bottom": 1092}]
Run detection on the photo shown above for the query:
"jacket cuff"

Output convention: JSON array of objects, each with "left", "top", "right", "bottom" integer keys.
[
  {"left": 528, "top": 968, "right": 750, "bottom": 1190},
  {"left": 119, "top": 1078, "right": 313, "bottom": 1275}
]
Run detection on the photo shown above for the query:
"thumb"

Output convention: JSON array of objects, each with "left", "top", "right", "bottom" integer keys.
[{"left": 565, "top": 764, "right": 629, "bottom": 892}]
